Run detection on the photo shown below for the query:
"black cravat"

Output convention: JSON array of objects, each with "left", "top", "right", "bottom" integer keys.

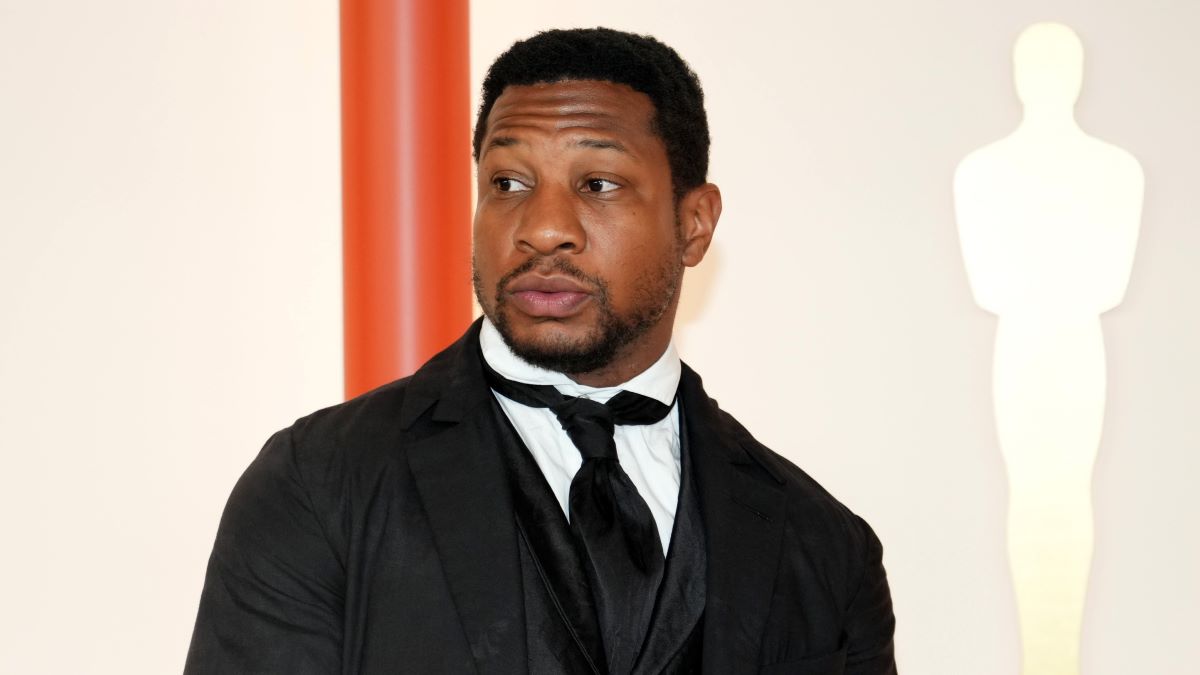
[{"left": 482, "top": 361, "right": 673, "bottom": 673}]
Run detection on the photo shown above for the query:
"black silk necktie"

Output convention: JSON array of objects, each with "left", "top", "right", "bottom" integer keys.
[{"left": 482, "top": 362, "right": 672, "bottom": 673}]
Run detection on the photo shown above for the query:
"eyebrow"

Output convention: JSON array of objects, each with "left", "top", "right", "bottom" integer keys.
[
  {"left": 575, "top": 138, "right": 628, "bottom": 153},
  {"left": 485, "top": 136, "right": 521, "bottom": 152},
  {"left": 483, "top": 136, "right": 630, "bottom": 155}
]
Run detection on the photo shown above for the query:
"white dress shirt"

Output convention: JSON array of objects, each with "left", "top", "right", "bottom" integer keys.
[{"left": 480, "top": 318, "right": 682, "bottom": 552}]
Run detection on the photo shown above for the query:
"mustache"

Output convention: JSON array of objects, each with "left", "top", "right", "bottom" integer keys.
[{"left": 495, "top": 256, "right": 607, "bottom": 299}]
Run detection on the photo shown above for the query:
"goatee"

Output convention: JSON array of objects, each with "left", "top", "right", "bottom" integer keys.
[{"left": 472, "top": 255, "right": 681, "bottom": 375}]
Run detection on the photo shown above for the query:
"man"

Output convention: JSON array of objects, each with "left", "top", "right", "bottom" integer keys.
[{"left": 186, "top": 27, "right": 896, "bottom": 675}]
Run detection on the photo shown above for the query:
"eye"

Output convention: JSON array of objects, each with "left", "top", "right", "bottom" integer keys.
[
  {"left": 494, "top": 176, "right": 531, "bottom": 192},
  {"left": 583, "top": 178, "right": 620, "bottom": 193}
]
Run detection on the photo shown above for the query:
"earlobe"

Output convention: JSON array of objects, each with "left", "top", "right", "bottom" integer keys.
[{"left": 680, "top": 183, "right": 722, "bottom": 267}]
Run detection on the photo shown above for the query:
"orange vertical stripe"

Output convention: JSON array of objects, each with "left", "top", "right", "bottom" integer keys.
[{"left": 340, "top": 0, "right": 472, "bottom": 399}]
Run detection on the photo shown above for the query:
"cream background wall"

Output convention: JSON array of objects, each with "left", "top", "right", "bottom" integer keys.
[
  {"left": 1, "top": 1, "right": 1196, "bottom": 673},
  {"left": 0, "top": 1, "right": 342, "bottom": 673}
]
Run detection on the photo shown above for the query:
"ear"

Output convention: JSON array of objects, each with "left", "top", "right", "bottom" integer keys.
[{"left": 677, "top": 183, "right": 722, "bottom": 267}]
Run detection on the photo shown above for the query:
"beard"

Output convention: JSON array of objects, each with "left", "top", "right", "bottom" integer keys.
[{"left": 472, "top": 251, "right": 683, "bottom": 375}]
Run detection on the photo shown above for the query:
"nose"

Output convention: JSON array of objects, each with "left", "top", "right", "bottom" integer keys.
[{"left": 512, "top": 183, "right": 585, "bottom": 256}]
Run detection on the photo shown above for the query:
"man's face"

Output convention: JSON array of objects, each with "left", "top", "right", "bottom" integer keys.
[{"left": 472, "top": 80, "right": 689, "bottom": 377}]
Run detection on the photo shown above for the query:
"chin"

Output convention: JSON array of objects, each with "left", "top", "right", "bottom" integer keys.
[
  {"left": 509, "top": 318, "right": 596, "bottom": 353},
  {"left": 498, "top": 314, "right": 615, "bottom": 375}
]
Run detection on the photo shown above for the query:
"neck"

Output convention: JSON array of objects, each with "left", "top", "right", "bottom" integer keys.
[
  {"left": 1017, "top": 105, "right": 1081, "bottom": 137},
  {"left": 566, "top": 330, "right": 673, "bottom": 388}
]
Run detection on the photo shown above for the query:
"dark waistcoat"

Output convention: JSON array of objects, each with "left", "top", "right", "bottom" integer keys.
[{"left": 486, "top": 396, "right": 706, "bottom": 675}]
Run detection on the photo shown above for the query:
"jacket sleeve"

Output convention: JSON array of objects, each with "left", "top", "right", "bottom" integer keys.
[
  {"left": 184, "top": 428, "right": 344, "bottom": 674},
  {"left": 844, "top": 516, "right": 898, "bottom": 675}
]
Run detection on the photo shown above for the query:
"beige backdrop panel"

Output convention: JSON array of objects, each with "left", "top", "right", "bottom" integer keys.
[
  {"left": 471, "top": 2, "right": 1199, "bottom": 674},
  {"left": 0, "top": 1, "right": 342, "bottom": 673}
]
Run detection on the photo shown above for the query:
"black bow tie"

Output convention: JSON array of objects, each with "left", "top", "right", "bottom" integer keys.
[
  {"left": 481, "top": 359, "right": 674, "bottom": 672},
  {"left": 483, "top": 367, "right": 673, "bottom": 461}
]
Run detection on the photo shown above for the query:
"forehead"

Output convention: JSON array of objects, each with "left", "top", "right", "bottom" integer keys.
[{"left": 481, "top": 80, "right": 658, "bottom": 151}]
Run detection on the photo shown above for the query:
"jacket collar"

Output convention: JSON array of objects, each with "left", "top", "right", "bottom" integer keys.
[{"left": 398, "top": 319, "right": 493, "bottom": 429}]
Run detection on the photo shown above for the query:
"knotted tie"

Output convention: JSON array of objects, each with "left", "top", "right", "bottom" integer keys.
[{"left": 482, "top": 361, "right": 673, "bottom": 673}]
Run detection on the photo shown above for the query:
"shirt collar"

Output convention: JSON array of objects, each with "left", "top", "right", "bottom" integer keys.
[{"left": 479, "top": 317, "right": 681, "bottom": 406}]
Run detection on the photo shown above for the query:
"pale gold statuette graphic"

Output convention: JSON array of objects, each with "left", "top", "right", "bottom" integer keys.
[{"left": 953, "top": 22, "right": 1144, "bottom": 675}]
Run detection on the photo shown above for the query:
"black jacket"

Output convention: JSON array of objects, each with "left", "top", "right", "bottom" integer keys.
[{"left": 185, "top": 321, "right": 897, "bottom": 674}]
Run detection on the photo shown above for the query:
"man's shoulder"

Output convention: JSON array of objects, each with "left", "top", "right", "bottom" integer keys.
[
  {"left": 727, "top": 407, "right": 859, "bottom": 499},
  {"left": 281, "top": 326, "right": 483, "bottom": 465},
  {"left": 703, "top": 398, "right": 879, "bottom": 554},
  {"left": 291, "top": 375, "right": 414, "bottom": 448},
  {"left": 242, "top": 376, "right": 420, "bottom": 499}
]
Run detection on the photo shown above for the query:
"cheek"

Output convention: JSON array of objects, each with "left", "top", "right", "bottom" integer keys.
[
  {"left": 595, "top": 239, "right": 674, "bottom": 307},
  {"left": 472, "top": 218, "right": 509, "bottom": 269},
  {"left": 472, "top": 248, "right": 502, "bottom": 291}
]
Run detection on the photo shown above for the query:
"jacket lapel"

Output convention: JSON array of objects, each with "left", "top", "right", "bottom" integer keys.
[
  {"left": 680, "top": 365, "right": 788, "bottom": 674},
  {"left": 631, "top": 403, "right": 707, "bottom": 675},
  {"left": 489, "top": 403, "right": 606, "bottom": 674},
  {"left": 403, "top": 322, "right": 527, "bottom": 675}
]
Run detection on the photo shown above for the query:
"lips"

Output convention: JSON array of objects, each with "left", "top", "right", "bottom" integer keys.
[{"left": 505, "top": 274, "right": 593, "bottom": 318}]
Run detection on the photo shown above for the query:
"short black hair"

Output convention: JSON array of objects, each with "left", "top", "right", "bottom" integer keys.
[{"left": 473, "top": 27, "right": 710, "bottom": 200}]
